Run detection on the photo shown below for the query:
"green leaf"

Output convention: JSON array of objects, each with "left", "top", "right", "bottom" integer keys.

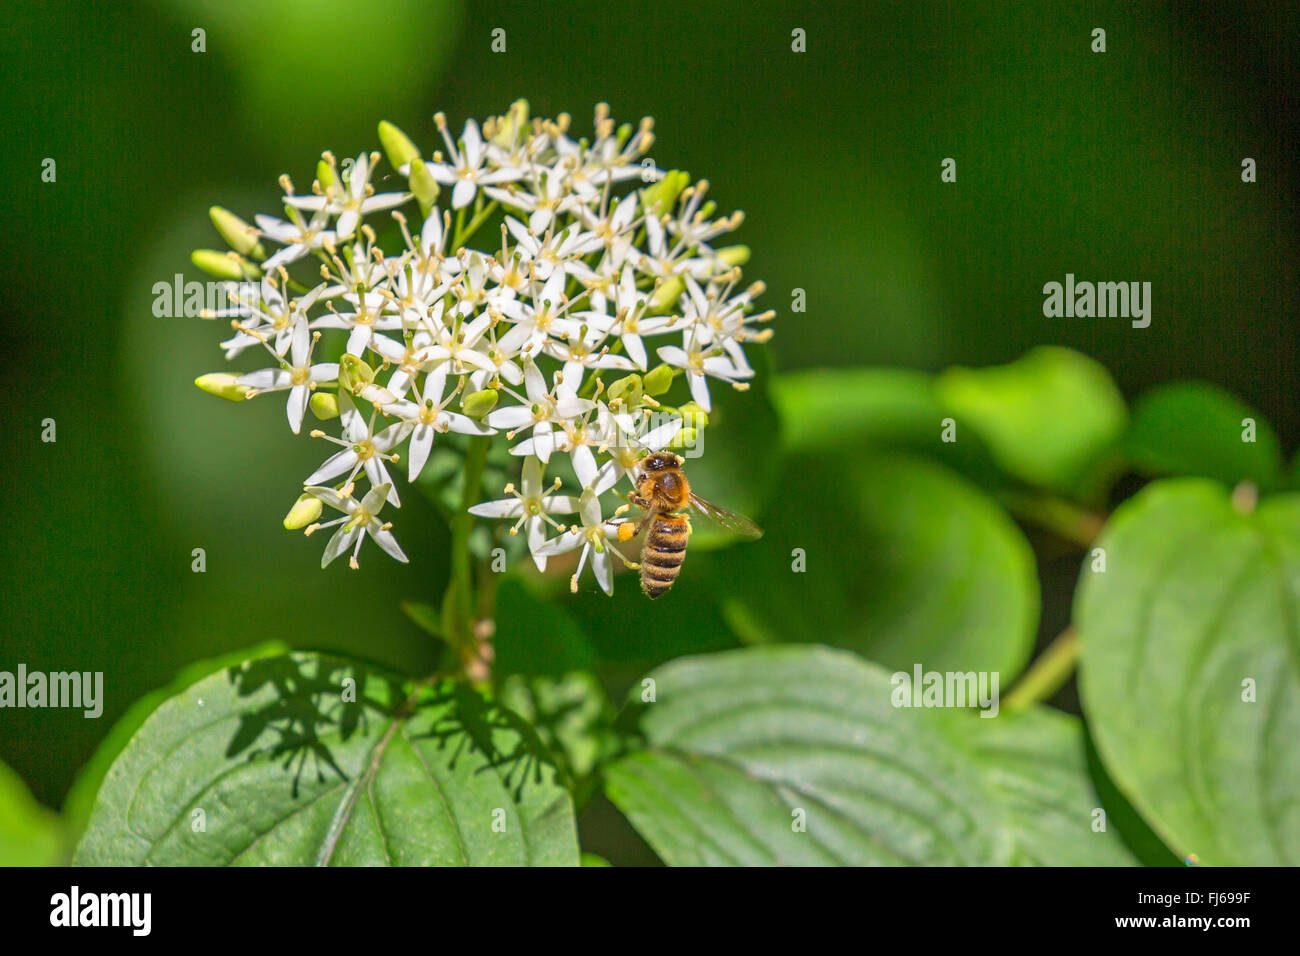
[
  {"left": 952, "top": 707, "right": 1136, "bottom": 865},
  {"left": 73, "top": 652, "right": 578, "bottom": 866},
  {"left": 0, "top": 759, "right": 65, "bottom": 866},
  {"left": 1077, "top": 479, "right": 1300, "bottom": 865},
  {"left": 500, "top": 672, "right": 617, "bottom": 783},
  {"left": 934, "top": 347, "right": 1127, "bottom": 498},
  {"left": 771, "top": 366, "right": 1002, "bottom": 485},
  {"left": 63, "top": 641, "right": 289, "bottom": 839},
  {"left": 1124, "top": 381, "right": 1283, "bottom": 490},
  {"left": 714, "top": 453, "right": 1038, "bottom": 679},
  {"left": 399, "top": 601, "right": 443, "bottom": 639},
  {"left": 605, "top": 645, "right": 1132, "bottom": 865}
]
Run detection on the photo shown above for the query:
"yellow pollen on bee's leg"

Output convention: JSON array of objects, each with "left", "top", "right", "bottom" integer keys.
[{"left": 617, "top": 522, "right": 636, "bottom": 542}]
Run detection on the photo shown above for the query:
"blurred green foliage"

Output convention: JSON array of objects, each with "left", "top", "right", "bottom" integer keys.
[{"left": 1, "top": 0, "right": 1296, "bottom": 865}]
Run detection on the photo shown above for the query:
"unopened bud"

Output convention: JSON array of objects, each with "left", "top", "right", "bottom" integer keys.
[
  {"left": 490, "top": 100, "right": 529, "bottom": 148},
  {"left": 717, "top": 245, "right": 750, "bottom": 267},
  {"left": 463, "top": 388, "right": 499, "bottom": 419},
  {"left": 678, "top": 402, "right": 709, "bottom": 429},
  {"left": 607, "top": 373, "right": 643, "bottom": 407},
  {"left": 407, "top": 157, "right": 440, "bottom": 213},
  {"left": 649, "top": 274, "right": 684, "bottom": 314},
  {"left": 316, "top": 158, "right": 337, "bottom": 192},
  {"left": 209, "top": 207, "right": 266, "bottom": 260},
  {"left": 283, "top": 493, "right": 323, "bottom": 530},
  {"left": 195, "top": 372, "right": 251, "bottom": 402},
  {"left": 191, "top": 249, "right": 258, "bottom": 281},
  {"left": 378, "top": 120, "right": 422, "bottom": 172},
  {"left": 641, "top": 169, "right": 689, "bottom": 215},
  {"left": 668, "top": 427, "right": 699, "bottom": 451},
  {"left": 310, "top": 392, "right": 340, "bottom": 420},
  {"left": 338, "top": 354, "right": 375, "bottom": 394},
  {"left": 642, "top": 364, "right": 675, "bottom": 396}
]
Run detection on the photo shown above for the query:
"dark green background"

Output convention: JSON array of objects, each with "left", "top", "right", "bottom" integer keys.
[{"left": 1, "top": 0, "right": 1295, "bottom": 857}]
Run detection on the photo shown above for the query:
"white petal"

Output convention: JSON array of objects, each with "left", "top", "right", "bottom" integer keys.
[
  {"left": 687, "top": 371, "right": 712, "bottom": 412},
  {"left": 452, "top": 179, "right": 476, "bottom": 209},
  {"left": 592, "top": 548, "right": 613, "bottom": 595},
  {"left": 572, "top": 445, "right": 598, "bottom": 488},
  {"left": 536, "top": 529, "right": 584, "bottom": 557},
  {"left": 407, "top": 424, "right": 435, "bottom": 481},
  {"left": 287, "top": 385, "right": 308, "bottom": 434},
  {"left": 322, "top": 525, "right": 359, "bottom": 568},
  {"left": 305, "top": 449, "right": 358, "bottom": 486},
  {"left": 468, "top": 498, "right": 525, "bottom": 518},
  {"left": 371, "top": 527, "right": 409, "bottom": 563}
]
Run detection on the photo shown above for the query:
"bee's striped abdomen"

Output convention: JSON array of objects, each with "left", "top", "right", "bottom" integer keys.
[{"left": 641, "top": 514, "right": 689, "bottom": 599}]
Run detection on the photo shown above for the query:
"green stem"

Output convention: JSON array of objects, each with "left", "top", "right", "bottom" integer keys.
[
  {"left": 450, "top": 200, "right": 498, "bottom": 250},
  {"left": 441, "top": 435, "right": 492, "bottom": 675},
  {"left": 1003, "top": 628, "right": 1079, "bottom": 712},
  {"left": 1002, "top": 493, "right": 1105, "bottom": 549}
]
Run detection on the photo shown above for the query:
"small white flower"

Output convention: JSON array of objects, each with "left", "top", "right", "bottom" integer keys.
[
  {"left": 304, "top": 483, "right": 407, "bottom": 569},
  {"left": 285, "top": 152, "right": 409, "bottom": 240},
  {"left": 256, "top": 209, "right": 337, "bottom": 271},
  {"left": 535, "top": 487, "right": 625, "bottom": 595},
  {"left": 304, "top": 397, "right": 412, "bottom": 505},
  {"left": 468, "top": 456, "right": 580, "bottom": 571},
  {"left": 236, "top": 320, "right": 338, "bottom": 434},
  {"left": 427, "top": 117, "right": 525, "bottom": 209},
  {"left": 486, "top": 360, "right": 594, "bottom": 463},
  {"left": 656, "top": 333, "right": 753, "bottom": 412},
  {"left": 381, "top": 365, "right": 495, "bottom": 481}
]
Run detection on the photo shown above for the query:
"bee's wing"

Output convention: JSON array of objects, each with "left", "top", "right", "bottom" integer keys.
[{"left": 688, "top": 492, "right": 763, "bottom": 539}]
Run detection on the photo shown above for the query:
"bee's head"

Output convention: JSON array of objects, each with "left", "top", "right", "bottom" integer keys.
[{"left": 640, "top": 452, "right": 681, "bottom": 473}]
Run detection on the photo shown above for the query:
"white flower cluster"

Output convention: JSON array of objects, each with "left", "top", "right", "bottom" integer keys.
[{"left": 195, "top": 102, "right": 773, "bottom": 588}]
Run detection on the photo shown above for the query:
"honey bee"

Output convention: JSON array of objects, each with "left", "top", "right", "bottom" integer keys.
[{"left": 616, "top": 452, "right": 762, "bottom": 598}]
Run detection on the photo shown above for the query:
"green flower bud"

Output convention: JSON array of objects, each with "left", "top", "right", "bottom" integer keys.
[
  {"left": 668, "top": 427, "right": 698, "bottom": 452},
  {"left": 649, "top": 274, "right": 684, "bottom": 313},
  {"left": 378, "top": 120, "right": 422, "bottom": 171},
  {"left": 191, "top": 249, "right": 257, "bottom": 281},
  {"left": 194, "top": 372, "right": 251, "bottom": 402},
  {"left": 316, "top": 159, "right": 337, "bottom": 192},
  {"left": 640, "top": 169, "right": 688, "bottom": 215},
  {"left": 717, "top": 245, "right": 750, "bottom": 267},
  {"left": 462, "top": 388, "right": 499, "bottom": 419},
  {"left": 642, "top": 363, "right": 675, "bottom": 396},
  {"left": 606, "top": 373, "right": 643, "bottom": 407},
  {"left": 678, "top": 402, "right": 709, "bottom": 429},
  {"left": 310, "top": 392, "right": 340, "bottom": 420},
  {"left": 338, "top": 354, "right": 375, "bottom": 394},
  {"left": 283, "top": 493, "right": 323, "bottom": 530},
  {"left": 209, "top": 206, "right": 266, "bottom": 260},
  {"left": 407, "top": 156, "right": 440, "bottom": 213},
  {"left": 490, "top": 100, "right": 529, "bottom": 148}
]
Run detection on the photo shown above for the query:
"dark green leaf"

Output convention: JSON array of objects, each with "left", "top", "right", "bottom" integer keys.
[
  {"left": 0, "top": 759, "right": 65, "bottom": 866},
  {"left": 73, "top": 652, "right": 578, "bottom": 866},
  {"left": 714, "top": 453, "right": 1038, "bottom": 679},
  {"left": 1124, "top": 381, "right": 1283, "bottom": 490},
  {"left": 934, "top": 347, "right": 1126, "bottom": 498},
  {"left": 1077, "top": 479, "right": 1300, "bottom": 865},
  {"left": 605, "top": 645, "right": 1132, "bottom": 865},
  {"left": 772, "top": 366, "right": 1001, "bottom": 485},
  {"left": 62, "top": 641, "right": 289, "bottom": 838}
]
